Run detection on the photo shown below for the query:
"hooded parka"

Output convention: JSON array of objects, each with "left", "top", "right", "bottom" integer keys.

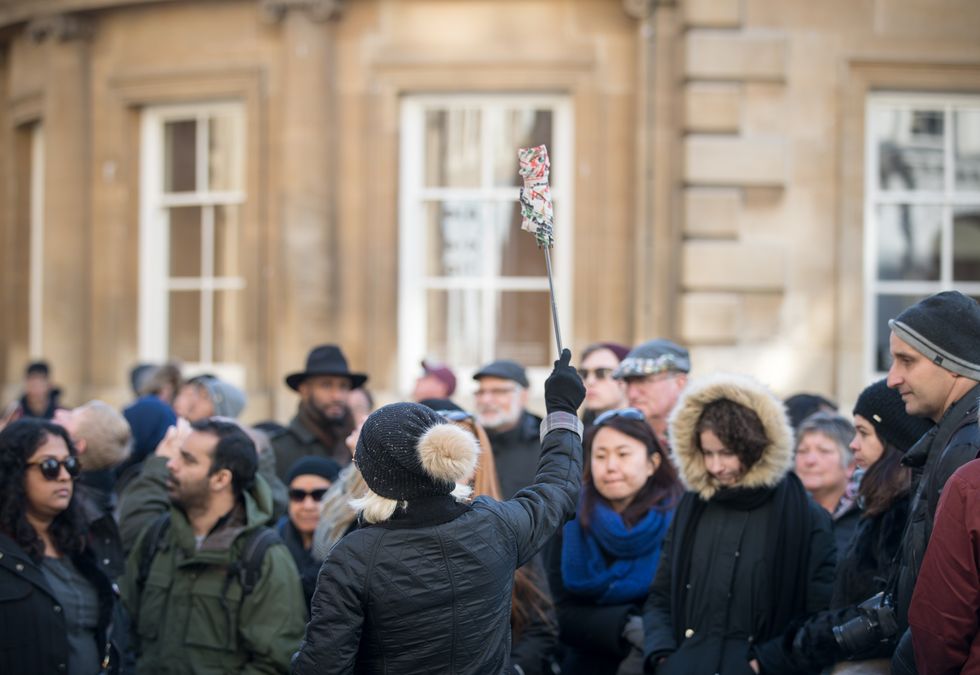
[
  {"left": 642, "top": 374, "right": 837, "bottom": 675},
  {"left": 120, "top": 456, "right": 307, "bottom": 674},
  {"left": 292, "top": 424, "right": 582, "bottom": 675}
]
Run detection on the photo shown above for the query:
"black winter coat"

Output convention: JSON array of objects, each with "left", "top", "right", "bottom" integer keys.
[
  {"left": 0, "top": 532, "right": 116, "bottom": 674},
  {"left": 487, "top": 411, "right": 543, "bottom": 499},
  {"left": 292, "top": 425, "right": 582, "bottom": 675}
]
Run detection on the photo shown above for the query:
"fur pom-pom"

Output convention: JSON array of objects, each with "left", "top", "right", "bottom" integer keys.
[{"left": 417, "top": 424, "right": 478, "bottom": 483}]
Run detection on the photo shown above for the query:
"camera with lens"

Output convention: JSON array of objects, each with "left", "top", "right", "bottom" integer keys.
[{"left": 831, "top": 592, "right": 899, "bottom": 656}]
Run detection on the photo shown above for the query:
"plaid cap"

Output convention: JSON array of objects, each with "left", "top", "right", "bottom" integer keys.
[{"left": 613, "top": 339, "right": 691, "bottom": 379}]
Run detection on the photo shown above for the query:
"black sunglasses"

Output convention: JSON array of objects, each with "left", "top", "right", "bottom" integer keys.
[
  {"left": 593, "top": 407, "right": 646, "bottom": 427},
  {"left": 288, "top": 488, "right": 329, "bottom": 503},
  {"left": 577, "top": 367, "right": 614, "bottom": 381},
  {"left": 28, "top": 456, "right": 81, "bottom": 481},
  {"left": 435, "top": 410, "right": 474, "bottom": 422}
]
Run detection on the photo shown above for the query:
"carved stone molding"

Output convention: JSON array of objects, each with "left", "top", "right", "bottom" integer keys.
[
  {"left": 259, "top": 0, "right": 344, "bottom": 23},
  {"left": 27, "top": 14, "right": 93, "bottom": 43},
  {"left": 623, "top": 0, "right": 677, "bottom": 20}
]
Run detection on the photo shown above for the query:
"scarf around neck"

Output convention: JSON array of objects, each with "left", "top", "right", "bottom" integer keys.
[{"left": 561, "top": 499, "right": 673, "bottom": 605}]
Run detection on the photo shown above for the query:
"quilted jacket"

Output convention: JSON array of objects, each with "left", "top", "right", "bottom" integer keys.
[{"left": 292, "top": 425, "right": 582, "bottom": 675}]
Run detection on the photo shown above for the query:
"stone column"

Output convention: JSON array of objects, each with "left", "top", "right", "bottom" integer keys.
[
  {"left": 260, "top": 0, "right": 343, "bottom": 419},
  {"left": 28, "top": 14, "right": 92, "bottom": 405}
]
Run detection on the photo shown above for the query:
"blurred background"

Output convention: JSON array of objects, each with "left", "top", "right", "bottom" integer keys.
[{"left": 0, "top": 0, "right": 978, "bottom": 420}]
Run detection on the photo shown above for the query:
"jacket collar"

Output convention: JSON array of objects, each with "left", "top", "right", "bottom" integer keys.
[
  {"left": 370, "top": 495, "right": 472, "bottom": 530},
  {"left": 903, "top": 382, "right": 980, "bottom": 468},
  {"left": 486, "top": 411, "right": 541, "bottom": 444}
]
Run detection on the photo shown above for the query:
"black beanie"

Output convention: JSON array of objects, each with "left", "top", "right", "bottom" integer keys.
[
  {"left": 853, "top": 379, "right": 934, "bottom": 453},
  {"left": 889, "top": 291, "right": 980, "bottom": 379},
  {"left": 286, "top": 456, "right": 341, "bottom": 485},
  {"left": 354, "top": 402, "right": 478, "bottom": 501}
]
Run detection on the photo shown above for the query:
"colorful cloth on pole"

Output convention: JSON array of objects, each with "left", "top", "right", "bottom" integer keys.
[{"left": 518, "top": 144, "right": 554, "bottom": 249}]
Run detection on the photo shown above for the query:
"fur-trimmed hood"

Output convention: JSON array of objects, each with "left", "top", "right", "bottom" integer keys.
[{"left": 668, "top": 372, "right": 793, "bottom": 501}]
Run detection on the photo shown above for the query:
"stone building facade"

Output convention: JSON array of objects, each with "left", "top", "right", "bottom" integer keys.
[{"left": 1, "top": 0, "right": 978, "bottom": 419}]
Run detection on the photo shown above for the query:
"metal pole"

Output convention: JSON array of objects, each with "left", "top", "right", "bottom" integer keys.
[{"left": 543, "top": 247, "right": 563, "bottom": 354}]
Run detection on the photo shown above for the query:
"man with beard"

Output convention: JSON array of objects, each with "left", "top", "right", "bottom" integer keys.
[
  {"left": 272, "top": 345, "right": 368, "bottom": 481},
  {"left": 473, "top": 359, "right": 543, "bottom": 498},
  {"left": 119, "top": 418, "right": 305, "bottom": 673}
]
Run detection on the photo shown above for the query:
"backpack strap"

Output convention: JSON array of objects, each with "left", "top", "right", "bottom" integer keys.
[
  {"left": 136, "top": 512, "right": 171, "bottom": 594},
  {"left": 237, "top": 527, "right": 282, "bottom": 595}
]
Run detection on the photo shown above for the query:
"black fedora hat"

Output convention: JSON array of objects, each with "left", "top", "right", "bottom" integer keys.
[{"left": 285, "top": 345, "right": 368, "bottom": 391}]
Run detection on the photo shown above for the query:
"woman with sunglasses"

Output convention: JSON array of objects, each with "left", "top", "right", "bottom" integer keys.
[
  {"left": 547, "top": 407, "right": 682, "bottom": 675},
  {"left": 643, "top": 373, "right": 837, "bottom": 675},
  {"left": 278, "top": 456, "right": 341, "bottom": 606},
  {"left": 0, "top": 418, "right": 117, "bottom": 674}
]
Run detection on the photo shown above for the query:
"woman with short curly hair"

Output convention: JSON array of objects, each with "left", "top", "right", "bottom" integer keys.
[{"left": 0, "top": 418, "right": 117, "bottom": 674}]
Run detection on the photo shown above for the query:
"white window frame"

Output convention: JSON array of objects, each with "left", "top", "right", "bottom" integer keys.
[
  {"left": 139, "top": 102, "right": 246, "bottom": 384},
  {"left": 864, "top": 92, "right": 980, "bottom": 378},
  {"left": 398, "top": 94, "right": 574, "bottom": 395},
  {"left": 29, "top": 124, "right": 44, "bottom": 358}
]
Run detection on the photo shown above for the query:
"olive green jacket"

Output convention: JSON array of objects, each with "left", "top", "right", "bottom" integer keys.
[{"left": 120, "top": 457, "right": 306, "bottom": 674}]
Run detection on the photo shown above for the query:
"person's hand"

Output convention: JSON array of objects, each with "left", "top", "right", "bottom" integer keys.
[
  {"left": 622, "top": 614, "right": 644, "bottom": 650},
  {"left": 749, "top": 658, "right": 760, "bottom": 673},
  {"left": 544, "top": 349, "right": 585, "bottom": 415},
  {"left": 154, "top": 418, "right": 191, "bottom": 461}
]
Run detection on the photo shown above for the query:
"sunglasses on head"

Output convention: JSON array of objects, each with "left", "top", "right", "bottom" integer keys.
[
  {"left": 28, "top": 456, "right": 81, "bottom": 481},
  {"left": 593, "top": 407, "right": 646, "bottom": 427},
  {"left": 435, "top": 410, "right": 473, "bottom": 422},
  {"left": 577, "top": 367, "right": 614, "bottom": 381},
  {"left": 288, "top": 488, "right": 329, "bottom": 503}
]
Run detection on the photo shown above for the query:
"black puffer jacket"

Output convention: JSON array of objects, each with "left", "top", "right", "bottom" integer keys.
[{"left": 292, "top": 425, "right": 581, "bottom": 675}]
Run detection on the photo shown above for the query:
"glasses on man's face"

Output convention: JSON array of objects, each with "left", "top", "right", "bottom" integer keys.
[
  {"left": 577, "top": 367, "right": 614, "bottom": 381},
  {"left": 28, "top": 456, "right": 81, "bottom": 481},
  {"left": 593, "top": 407, "right": 646, "bottom": 427},
  {"left": 288, "top": 488, "right": 329, "bottom": 503},
  {"left": 435, "top": 410, "right": 474, "bottom": 422},
  {"left": 474, "top": 387, "right": 517, "bottom": 398}
]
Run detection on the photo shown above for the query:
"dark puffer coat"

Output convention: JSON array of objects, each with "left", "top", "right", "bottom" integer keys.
[
  {"left": 292, "top": 425, "right": 582, "bottom": 675},
  {"left": 642, "top": 374, "right": 837, "bottom": 675}
]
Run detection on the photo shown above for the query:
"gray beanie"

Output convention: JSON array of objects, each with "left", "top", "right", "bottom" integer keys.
[
  {"left": 888, "top": 291, "right": 980, "bottom": 380},
  {"left": 198, "top": 376, "right": 247, "bottom": 419},
  {"left": 613, "top": 339, "right": 691, "bottom": 380}
]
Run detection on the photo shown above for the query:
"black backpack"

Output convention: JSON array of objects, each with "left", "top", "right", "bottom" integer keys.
[{"left": 135, "top": 512, "right": 281, "bottom": 597}]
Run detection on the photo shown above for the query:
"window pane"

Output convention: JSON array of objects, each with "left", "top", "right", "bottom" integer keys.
[
  {"left": 872, "top": 107, "right": 944, "bottom": 192},
  {"left": 214, "top": 204, "right": 241, "bottom": 278},
  {"left": 954, "top": 206, "right": 980, "bottom": 280},
  {"left": 213, "top": 290, "right": 241, "bottom": 364},
  {"left": 424, "top": 109, "right": 481, "bottom": 188},
  {"left": 426, "top": 288, "right": 483, "bottom": 367},
  {"left": 209, "top": 115, "right": 243, "bottom": 192},
  {"left": 492, "top": 201, "right": 549, "bottom": 277},
  {"left": 169, "top": 291, "right": 201, "bottom": 362},
  {"left": 955, "top": 109, "right": 980, "bottom": 192},
  {"left": 493, "top": 109, "right": 554, "bottom": 187},
  {"left": 876, "top": 293, "right": 929, "bottom": 372},
  {"left": 168, "top": 206, "right": 201, "bottom": 277},
  {"left": 876, "top": 204, "right": 942, "bottom": 281},
  {"left": 164, "top": 119, "right": 197, "bottom": 193},
  {"left": 494, "top": 291, "right": 551, "bottom": 367},
  {"left": 425, "top": 201, "right": 486, "bottom": 277}
]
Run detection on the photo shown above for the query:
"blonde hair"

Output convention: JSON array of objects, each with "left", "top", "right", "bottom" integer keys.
[
  {"left": 74, "top": 400, "right": 132, "bottom": 471},
  {"left": 350, "top": 482, "right": 473, "bottom": 524}
]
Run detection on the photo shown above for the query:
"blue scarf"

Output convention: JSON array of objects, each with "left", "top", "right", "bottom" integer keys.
[{"left": 561, "top": 499, "right": 673, "bottom": 605}]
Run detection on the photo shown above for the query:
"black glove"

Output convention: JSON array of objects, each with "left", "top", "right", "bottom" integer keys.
[{"left": 544, "top": 349, "right": 585, "bottom": 415}]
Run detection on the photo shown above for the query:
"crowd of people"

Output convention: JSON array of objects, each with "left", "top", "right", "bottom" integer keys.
[{"left": 1, "top": 289, "right": 979, "bottom": 674}]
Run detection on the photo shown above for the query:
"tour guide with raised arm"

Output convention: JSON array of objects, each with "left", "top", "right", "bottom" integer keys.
[{"left": 292, "top": 350, "right": 586, "bottom": 675}]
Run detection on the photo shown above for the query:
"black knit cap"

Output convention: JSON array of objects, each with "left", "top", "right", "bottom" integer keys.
[
  {"left": 355, "top": 402, "right": 474, "bottom": 500},
  {"left": 888, "top": 291, "right": 980, "bottom": 379},
  {"left": 853, "top": 379, "right": 934, "bottom": 453},
  {"left": 286, "top": 456, "right": 341, "bottom": 485}
]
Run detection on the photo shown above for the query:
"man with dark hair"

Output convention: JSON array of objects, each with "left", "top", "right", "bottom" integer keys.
[
  {"left": 1, "top": 360, "right": 63, "bottom": 427},
  {"left": 119, "top": 418, "right": 305, "bottom": 673},
  {"left": 272, "top": 345, "right": 368, "bottom": 480}
]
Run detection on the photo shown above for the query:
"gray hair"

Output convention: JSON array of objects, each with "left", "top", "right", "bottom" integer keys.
[{"left": 797, "top": 411, "right": 855, "bottom": 468}]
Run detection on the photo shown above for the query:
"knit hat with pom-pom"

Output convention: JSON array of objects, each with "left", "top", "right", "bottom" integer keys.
[{"left": 354, "top": 402, "right": 478, "bottom": 500}]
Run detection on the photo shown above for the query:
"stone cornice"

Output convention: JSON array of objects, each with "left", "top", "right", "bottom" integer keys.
[
  {"left": 623, "top": 0, "right": 677, "bottom": 20},
  {"left": 258, "top": 0, "right": 343, "bottom": 23},
  {"left": 27, "top": 12, "right": 93, "bottom": 42}
]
